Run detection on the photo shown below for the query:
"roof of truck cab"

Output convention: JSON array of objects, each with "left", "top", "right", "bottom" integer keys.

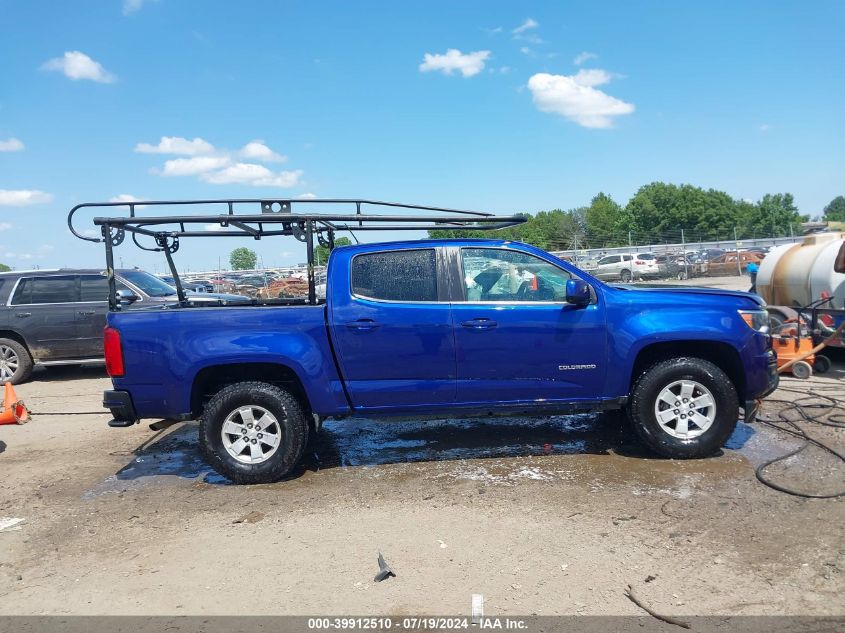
[{"left": 335, "top": 238, "right": 529, "bottom": 252}]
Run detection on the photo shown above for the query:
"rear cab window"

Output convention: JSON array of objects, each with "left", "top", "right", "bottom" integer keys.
[{"left": 351, "top": 249, "right": 438, "bottom": 302}]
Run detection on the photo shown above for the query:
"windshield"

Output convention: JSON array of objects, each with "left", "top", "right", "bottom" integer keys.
[{"left": 120, "top": 270, "right": 177, "bottom": 297}]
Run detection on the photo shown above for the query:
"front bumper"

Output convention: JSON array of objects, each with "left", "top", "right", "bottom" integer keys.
[
  {"left": 744, "top": 353, "right": 779, "bottom": 423},
  {"left": 103, "top": 390, "right": 138, "bottom": 427}
]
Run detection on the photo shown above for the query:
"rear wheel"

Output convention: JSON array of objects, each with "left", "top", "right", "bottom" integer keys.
[
  {"left": 628, "top": 358, "right": 738, "bottom": 458},
  {"left": 0, "top": 338, "right": 33, "bottom": 385},
  {"left": 199, "top": 381, "right": 309, "bottom": 484}
]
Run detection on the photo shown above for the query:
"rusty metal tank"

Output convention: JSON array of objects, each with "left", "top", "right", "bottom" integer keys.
[{"left": 756, "top": 233, "right": 845, "bottom": 308}]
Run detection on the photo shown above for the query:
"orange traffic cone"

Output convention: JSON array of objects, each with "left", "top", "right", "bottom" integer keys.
[{"left": 0, "top": 382, "right": 29, "bottom": 425}]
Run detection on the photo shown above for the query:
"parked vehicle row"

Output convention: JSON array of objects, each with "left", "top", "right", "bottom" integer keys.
[{"left": 576, "top": 247, "right": 768, "bottom": 281}]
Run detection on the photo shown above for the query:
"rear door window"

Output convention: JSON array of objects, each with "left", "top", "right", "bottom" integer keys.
[
  {"left": 12, "top": 276, "right": 79, "bottom": 304},
  {"left": 352, "top": 249, "right": 438, "bottom": 302}
]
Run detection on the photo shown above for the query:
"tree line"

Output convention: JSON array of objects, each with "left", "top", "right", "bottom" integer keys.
[{"left": 429, "top": 182, "right": 841, "bottom": 251}]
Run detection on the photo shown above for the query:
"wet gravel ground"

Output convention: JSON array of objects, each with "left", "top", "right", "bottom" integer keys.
[{"left": 0, "top": 363, "right": 843, "bottom": 617}]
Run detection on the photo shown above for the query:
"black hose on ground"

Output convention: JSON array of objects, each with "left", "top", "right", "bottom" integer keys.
[{"left": 754, "top": 380, "right": 845, "bottom": 498}]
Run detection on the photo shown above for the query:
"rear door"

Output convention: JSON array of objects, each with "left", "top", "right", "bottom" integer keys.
[
  {"left": 452, "top": 247, "right": 607, "bottom": 404},
  {"left": 329, "top": 247, "right": 456, "bottom": 410},
  {"left": 8, "top": 275, "right": 81, "bottom": 360}
]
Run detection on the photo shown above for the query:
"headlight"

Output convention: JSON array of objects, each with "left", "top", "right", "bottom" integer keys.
[{"left": 739, "top": 309, "right": 769, "bottom": 333}]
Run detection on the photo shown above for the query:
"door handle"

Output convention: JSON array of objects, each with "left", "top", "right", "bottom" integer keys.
[
  {"left": 15, "top": 312, "right": 31, "bottom": 318},
  {"left": 460, "top": 318, "right": 497, "bottom": 330},
  {"left": 77, "top": 310, "right": 96, "bottom": 316},
  {"left": 345, "top": 319, "right": 381, "bottom": 332}
]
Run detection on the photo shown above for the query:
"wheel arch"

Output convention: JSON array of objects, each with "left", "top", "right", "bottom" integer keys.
[
  {"left": 191, "top": 362, "right": 312, "bottom": 418},
  {"left": 0, "top": 330, "right": 32, "bottom": 355},
  {"left": 629, "top": 340, "right": 746, "bottom": 399}
]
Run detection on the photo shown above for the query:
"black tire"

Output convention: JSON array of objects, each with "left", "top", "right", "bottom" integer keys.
[
  {"left": 199, "top": 381, "right": 309, "bottom": 484},
  {"left": 0, "top": 338, "right": 33, "bottom": 385},
  {"left": 813, "top": 354, "right": 831, "bottom": 374},
  {"left": 628, "top": 358, "right": 739, "bottom": 459},
  {"left": 677, "top": 269, "right": 689, "bottom": 281},
  {"left": 620, "top": 269, "right": 632, "bottom": 283}
]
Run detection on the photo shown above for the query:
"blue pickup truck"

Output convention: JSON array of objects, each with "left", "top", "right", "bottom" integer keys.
[{"left": 102, "top": 238, "right": 779, "bottom": 484}]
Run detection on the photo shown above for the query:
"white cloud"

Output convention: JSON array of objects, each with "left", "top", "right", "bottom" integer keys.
[
  {"left": 201, "top": 163, "right": 303, "bottom": 188},
  {"left": 759, "top": 123, "right": 771, "bottom": 132},
  {"left": 160, "top": 156, "right": 231, "bottom": 176},
  {"left": 573, "top": 51, "right": 598, "bottom": 65},
  {"left": 109, "top": 194, "right": 141, "bottom": 203},
  {"left": 135, "top": 136, "right": 215, "bottom": 155},
  {"left": 483, "top": 26, "right": 503, "bottom": 35},
  {"left": 239, "top": 140, "right": 286, "bottom": 163},
  {"left": 0, "top": 223, "right": 12, "bottom": 231},
  {"left": 298, "top": 192, "right": 317, "bottom": 199},
  {"left": 419, "top": 49, "right": 491, "bottom": 77},
  {"left": 520, "top": 46, "right": 533, "bottom": 56},
  {"left": 527, "top": 71, "right": 635, "bottom": 128},
  {"left": 123, "top": 0, "right": 154, "bottom": 15},
  {"left": 571, "top": 68, "right": 614, "bottom": 87},
  {"left": 512, "top": 18, "right": 538, "bottom": 35},
  {"left": 41, "top": 51, "right": 116, "bottom": 83},
  {"left": 108, "top": 194, "right": 148, "bottom": 209},
  {"left": 0, "top": 189, "right": 53, "bottom": 206},
  {"left": 140, "top": 136, "right": 305, "bottom": 188},
  {"left": 0, "top": 138, "right": 24, "bottom": 152},
  {"left": 204, "top": 223, "right": 229, "bottom": 232}
]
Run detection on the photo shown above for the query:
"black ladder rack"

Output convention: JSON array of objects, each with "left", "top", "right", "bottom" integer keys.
[{"left": 68, "top": 198, "right": 526, "bottom": 309}]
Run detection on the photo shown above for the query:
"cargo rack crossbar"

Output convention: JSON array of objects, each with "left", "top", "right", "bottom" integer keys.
[{"left": 68, "top": 198, "right": 526, "bottom": 309}]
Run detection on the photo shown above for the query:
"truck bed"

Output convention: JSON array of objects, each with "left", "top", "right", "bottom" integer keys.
[{"left": 108, "top": 305, "right": 349, "bottom": 420}]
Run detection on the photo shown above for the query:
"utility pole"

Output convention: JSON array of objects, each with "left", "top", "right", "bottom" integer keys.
[{"left": 734, "top": 227, "right": 742, "bottom": 276}]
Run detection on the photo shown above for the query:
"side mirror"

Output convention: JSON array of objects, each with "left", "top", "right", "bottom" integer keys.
[
  {"left": 565, "top": 279, "right": 591, "bottom": 306},
  {"left": 116, "top": 288, "right": 140, "bottom": 305}
]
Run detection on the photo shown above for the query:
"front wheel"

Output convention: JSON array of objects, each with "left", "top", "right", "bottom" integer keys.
[
  {"left": 199, "top": 381, "right": 309, "bottom": 484},
  {"left": 628, "top": 358, "right": 739, "bottom": 459},
  {"left": 620, "top": 269, "right": 632, "bottom": 283}
]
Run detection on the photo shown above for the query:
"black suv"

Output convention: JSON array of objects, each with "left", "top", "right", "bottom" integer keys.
[{"left": 0, "top": 268, "right": 248, "bottom": 384}]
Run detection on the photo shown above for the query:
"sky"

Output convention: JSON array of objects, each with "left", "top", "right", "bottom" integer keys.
[{"left": 1, "top": 0, "right": 843, "bottom": 272}]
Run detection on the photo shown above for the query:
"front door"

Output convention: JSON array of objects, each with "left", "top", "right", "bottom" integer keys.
[
  {"left": 330, "top": 247, "right": 456, "bottom": 410},
  {"left": 452, "top": 247, "right": 607, "bottom": 405},
  {"left": 76, "top": 274, "right": 111, "bottom": 358}
]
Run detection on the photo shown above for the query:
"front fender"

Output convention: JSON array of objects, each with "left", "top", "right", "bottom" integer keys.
[{"left": 604, "top": 298, "right": 753, "bottom": 397}]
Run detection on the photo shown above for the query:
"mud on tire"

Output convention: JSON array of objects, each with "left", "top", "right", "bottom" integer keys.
[
  {"left": 628, "top": 358, "right": 739, "bottom": 459},
  {"left": 199, "top": 381, "right": 309, "bottom": 484}
]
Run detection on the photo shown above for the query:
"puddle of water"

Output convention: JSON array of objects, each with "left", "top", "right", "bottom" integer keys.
[
  {"left": 84, "top": 412, "right": 774, "bottom": 498},
  {"left": 727, "top": 420, "right": 803, "bottom": 467},
  {"left": 309, "top": 414, "right": 636, "bottom": 470},
  {"left": 84, "top": 424, "right": 230, "bottom": 499}
]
